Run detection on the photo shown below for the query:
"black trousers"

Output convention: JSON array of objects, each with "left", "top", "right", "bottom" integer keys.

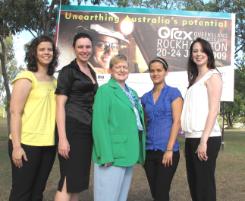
[
  {"left": 185, "top": 137, "right": 221, "bottom": 201},
  {"left": 144, "top": 150, "right": 180, "bottom": 201},
  {"left": 8, "top": 140, "right": 56, "bottom": 201}
]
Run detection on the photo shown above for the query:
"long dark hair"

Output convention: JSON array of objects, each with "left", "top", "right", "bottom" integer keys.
[
  {"left": 187, "top": 37, "right": 216, "bottom": 88},
  {"left": 25, "top": 35, "right": 58, "bottom": 76}
]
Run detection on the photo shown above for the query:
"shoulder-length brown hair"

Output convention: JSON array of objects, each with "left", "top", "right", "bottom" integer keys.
[{"left": 25, "top": 35, "right": 58, "bottom": 76}]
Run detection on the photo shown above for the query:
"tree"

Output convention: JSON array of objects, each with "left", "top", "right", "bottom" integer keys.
[
  {"left": 222, "top": 63, "right": 245, "bottom": 128},
  {"left": 3, "top": 0, "right": 68, "bottom": 36},
  {"left": 205, "top": 0, "right": 245, "bottom": 128},
  {"left": 0, "top": 35, "right": 21, "bottom": 131},
  {"left": 0, "top": 36, "right": 21, "bottom": 110},
  {"left": 94, "top": 0, "right": 184, "bottom": 8},
  {"left": 180, "top": 0, "right": 245, "bottom": 128},
  {"left": 0, "top": 1, "right": 11, "bottom": 131},
  {"left": 0, "top": 0, "right": 109, "bottom": 133},
  {"left": 183, "top": 0, "right": 245, "bottom": 61},
  {"left": 0, "top": 0, "right": 69, "bottom": 132}
]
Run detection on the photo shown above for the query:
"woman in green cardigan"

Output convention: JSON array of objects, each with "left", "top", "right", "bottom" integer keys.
[{"left": 92, "top": 54, "right": 145, "bottom": 201}]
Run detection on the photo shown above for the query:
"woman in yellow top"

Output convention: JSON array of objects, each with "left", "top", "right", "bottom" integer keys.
[{"left": 9, "top": 35, "right": 58, "bottom": 201}]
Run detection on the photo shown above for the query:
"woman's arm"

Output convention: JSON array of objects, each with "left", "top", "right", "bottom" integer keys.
[
  {"left": 197, "top": 73, "right": 222, "bottom": 161},
  {"left": 162, "top": 97, "right": 183, "bottom": 167},
  {"left": 56, "top": 95, "right": 70, "bottom": 159},
  {"left": 10, "top": 79, "right": 32, "bottom": 168}
]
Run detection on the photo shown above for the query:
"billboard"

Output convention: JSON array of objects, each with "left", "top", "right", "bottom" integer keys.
[{"left": 56, "top": 5, "right": 235, "bottom": 101}]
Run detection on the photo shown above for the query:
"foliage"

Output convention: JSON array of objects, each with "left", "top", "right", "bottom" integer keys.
[
  {"left": 183, "top": 0, "right": 245, "bottom": 64},
  {"left": 0, "top": 36, "right": 22, "bottom": 101},
  {"left": 1, "top": 0, "right": 68, "bottom": 36},
  {"left": 223, "top": 62, "right": 245, "bottom": 128},
  {"left": 95, "top": 0, "right": 184, "bottom": 9},
  {"left": 0, "top": 36, "right": 21, "bottom": 131},
  {"left": 218, "top": 0, "right": 245, "bottom": 58},
  {"left": 164, "top": 0, "right": 245, "bottom": 127}
]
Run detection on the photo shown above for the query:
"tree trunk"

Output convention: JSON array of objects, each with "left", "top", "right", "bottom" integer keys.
[
  {"left": 226, "top": 113, "right": 233, "bottom": 128},
  {"left": 0, "top": 36, "right": 11, "bottom": 134}
]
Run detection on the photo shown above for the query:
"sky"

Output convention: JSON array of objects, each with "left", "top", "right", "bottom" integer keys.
[{"left": 13, "top": 31, "right": 33, "bottom": 67}]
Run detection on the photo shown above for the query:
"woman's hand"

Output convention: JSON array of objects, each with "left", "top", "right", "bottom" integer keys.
[
  {"left": 102, "top": 162, "right": 113, "bottom": 167},
  {"left": 162, "top": 150, "right": 173, "bottom": 167},
  {"left": 196, "top": 142, "right": 208, "bottom": 161},
  {"left": 12, "top": 146, "right": 28, "bottom": 168},
  {"left": 58, "top": 138, "right": 70, "bottom": 159}
]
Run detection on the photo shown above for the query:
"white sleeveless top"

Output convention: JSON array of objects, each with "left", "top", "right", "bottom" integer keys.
[{"left": 181, "top": 69, "right": 221, "bottom": 138}]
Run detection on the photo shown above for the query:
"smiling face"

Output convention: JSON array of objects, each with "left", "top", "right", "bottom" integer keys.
[
  {"left": 93, "top": 35, "right": 119, "bottom": 69},
  {"left": 149, "top": 61, "right": 167, "bottom": 85},
  {"left": 191, "top": 42, "right": 209, "bottom": 68},
  {"left": 110, "top": 59, "right": 129, "bottom": 84},
  {"left": 74, "top": 37, "right": 93, "bottom": 64},
  {"left": 36, "top": 41, "right": 54, "bottom": 67}
]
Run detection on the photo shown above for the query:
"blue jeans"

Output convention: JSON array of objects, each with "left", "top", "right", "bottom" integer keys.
[{"left": 94, "top": 163, "right": 133, "bottom": 201}]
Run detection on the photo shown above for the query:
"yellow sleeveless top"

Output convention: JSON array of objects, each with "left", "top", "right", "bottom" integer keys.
[{"left": 10, "top": 71, "right": 57, "bottom": 146}]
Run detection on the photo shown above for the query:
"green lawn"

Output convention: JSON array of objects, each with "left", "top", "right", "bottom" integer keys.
[{"left": 0, "top": 118, "right": 245, "bottom": 201}]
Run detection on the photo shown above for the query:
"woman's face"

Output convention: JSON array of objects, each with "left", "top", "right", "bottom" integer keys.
[
  {"left": 110, "top": 60, "right": 129, "bottom": 83},
  {"left": 36, "top": 41, "right": 53, "bottom": 67},
  {"left": 149, "top": 61, "right": 167, "bottom": 85},
  {"left": 74, "top": 37, "right": 92, "bottom": 63},
  {"left": 192, "top": 42, "right": 208, "bottom": 68}
]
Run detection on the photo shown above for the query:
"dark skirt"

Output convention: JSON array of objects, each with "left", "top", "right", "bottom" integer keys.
[{"left": 57, "top": 116, "right": 93, "bottom": 193}]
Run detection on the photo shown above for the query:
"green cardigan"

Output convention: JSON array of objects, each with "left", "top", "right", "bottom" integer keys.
[{"left": 92, "top": 78, "right": 146, "bottom": 166}]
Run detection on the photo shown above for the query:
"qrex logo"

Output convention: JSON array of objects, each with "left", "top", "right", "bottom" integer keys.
[{"left": 158, "top": 27, "right": 193, "bottom": 40}]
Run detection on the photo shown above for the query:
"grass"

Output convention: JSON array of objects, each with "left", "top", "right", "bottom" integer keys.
[{"left": 0, "top": 117, "right": 245, "bottom": 201}]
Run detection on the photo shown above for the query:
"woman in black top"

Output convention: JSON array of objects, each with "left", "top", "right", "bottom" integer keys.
[{"left": 54, "top": 33, "right": 98, "bottom": 201}]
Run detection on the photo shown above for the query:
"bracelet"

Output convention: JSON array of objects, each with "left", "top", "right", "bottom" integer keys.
[{"left": 166, "top": 149, "right": 173, "bottom": 152}]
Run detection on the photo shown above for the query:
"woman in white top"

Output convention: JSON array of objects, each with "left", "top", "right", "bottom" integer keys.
[{"left": 181, "top": 37, "right": 222, "bottom": 201}]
